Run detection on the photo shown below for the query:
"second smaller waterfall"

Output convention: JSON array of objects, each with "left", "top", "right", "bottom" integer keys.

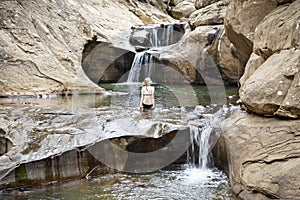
[
  {"left": 187, "top": 125, "right": 213, "bottom": 170},
  {"left": 187, "top": 106, "right": 231, "bottom": 169}
]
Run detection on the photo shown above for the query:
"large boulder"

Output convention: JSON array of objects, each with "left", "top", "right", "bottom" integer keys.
[
  {"left": 189, "top": 0, "right": 229, "bottom": 29},
  {"left": 158, "top": 25, "right": 226, "bottom": 85},
  {"left": 215, "top": 110, "right": 300, "bottom": 200},
  {"left": 219, "top": 32, "right": 244, "bottom": 83},
  {"left": 0, "top": 0, "right": 174, "bottom": 96},
  {"left": 253, "top": 0, "right": 300, "bottom": 60},
  {"left": 224, "top": 0, "right": 278, "bottom": 67},
  {"left": 240, "top": 50, "right": 300, "bottom": 118},
  {"left": 171, "top": 1, "right": 196, "bottom": 19},
  {"left": 239, "top": 0, "right": 300, "bottom": 118}
]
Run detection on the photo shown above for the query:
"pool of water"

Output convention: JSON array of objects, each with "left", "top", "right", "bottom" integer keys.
[
  {"left": 0, "top": 84, "right": 238, "bottom": 200},
  {"left": 100, "top": 83, "right": 238, "bottom": 109}
]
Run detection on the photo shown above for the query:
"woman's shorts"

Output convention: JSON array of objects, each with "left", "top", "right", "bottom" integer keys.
[{"left": 142, "top": 103, "right": 153, "bottom": 109}]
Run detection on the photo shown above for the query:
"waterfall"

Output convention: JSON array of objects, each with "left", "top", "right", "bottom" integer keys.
[
  {"left": 188, "top": 125, "right": 212, "bottom": 170},
  {"left": 127, "top": 52, "right": 154, "bottom": 83},
  {"left": 127, "top": 24, "right": 177, "bottom": 83},
  {"left": 187, "top": 106, "right": 230, "bottom": 169}
]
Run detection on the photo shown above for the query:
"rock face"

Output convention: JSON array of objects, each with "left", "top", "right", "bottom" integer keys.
[
  {"left": 216, "top": 1, "right": 300, "bottom": 199},
  {"left": 237, "top": 0, "right": 300, "bottom": 118},
  {"left": 0, "top": 99, "right": 194, "bottom": 189},
  {"left": 159, "top": 25, "right": 227, "bottom": 85},
  {"left": 215, "top": 110, "right": 300, "bottom": 200},
  {"left": 0, "top": 0, "right": 174, "bottom": 96},
  {"left": 224, "top": 0, "right": 279, "bottom": 67}
]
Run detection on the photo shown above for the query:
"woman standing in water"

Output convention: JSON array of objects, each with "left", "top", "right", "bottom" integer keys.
[{"left": 139, "top": 77, "right": 155, "bottom": 111}]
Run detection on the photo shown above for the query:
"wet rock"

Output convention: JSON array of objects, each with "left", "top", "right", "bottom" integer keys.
[
  {"left": 87, "top": 128, "right": 191, "bottom": 173},
  {"left": 0, "top": 102, "right": 194, "bottom": 189},
  {"left": 159, "top": 25, "right": 229, "bottom": 85},
  {"left": 129, "top": 23, "right": 186, "bottom": 48},
  {"left": 216, "top": 110, "right": 300, "bottom": 200},
  {"left": 0, "top": 128, "right": 13, "bottom": 156}
]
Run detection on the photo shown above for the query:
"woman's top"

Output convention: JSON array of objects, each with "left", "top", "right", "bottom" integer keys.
[{"left": 141, "top": 86, "right": 155, "bottom": 106}]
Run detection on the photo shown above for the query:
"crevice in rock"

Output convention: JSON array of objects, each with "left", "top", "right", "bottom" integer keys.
[
  {"left": 247, "top": 186, "right": 280, "bottom": 199},
  {"left": 242, "top": 155, "right": 300, "bottom": 167},
  {"left": 0, "top": 128, "right": 13, "bottom": 156}
]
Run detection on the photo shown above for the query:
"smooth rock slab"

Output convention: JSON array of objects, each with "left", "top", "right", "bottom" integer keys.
[{"left": 0, "top": 101, "right": 194, "bottom": 190}]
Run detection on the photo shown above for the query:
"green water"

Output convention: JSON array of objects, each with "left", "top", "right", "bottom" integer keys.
[{"left": 99, "top": 83, "right": 238, "bottom": 108}]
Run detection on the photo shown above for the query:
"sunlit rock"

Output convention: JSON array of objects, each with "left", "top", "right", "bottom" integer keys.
[
  {"left": 238, "top": 0, "right": 300, "bottom": 118},
  {"left": 240, "top": 50, "right": 300, "bottom": 118}
]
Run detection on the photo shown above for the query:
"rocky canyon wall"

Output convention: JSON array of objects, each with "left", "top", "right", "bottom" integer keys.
[
  {"left": 0, "top": 0, "right": 174, "bottom": 96},
  {"left": 215, "top": 0, "right": 300, "bottom": 200},
  {"left": 0, "top": 0, "right": 245, "bottom": 96}
]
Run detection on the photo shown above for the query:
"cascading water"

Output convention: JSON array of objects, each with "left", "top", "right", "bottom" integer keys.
[
  {"left": 187, "top": 105, "right": 230, "bottom": 169},
  {"left": 127, "top": 24, "right": 178, "bottom": 83},
  {"left": 127, "top": 52, "right": 154, "bottom": 83}
]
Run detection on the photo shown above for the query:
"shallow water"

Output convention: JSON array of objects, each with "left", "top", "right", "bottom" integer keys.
[
  {"left": 0, "top": 84, "right": 238, "bottom": 200},
  {"left": 1, "top": 167, "right": 230, "bottom": 200}
]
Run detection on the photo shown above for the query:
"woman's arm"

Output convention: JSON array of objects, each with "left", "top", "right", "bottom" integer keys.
[
  {"left": 140, "top": 88, "right": 144, "bottom": 108},
  {"left": 152, "top": 87, "right": 155, "bottom": 108}
]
